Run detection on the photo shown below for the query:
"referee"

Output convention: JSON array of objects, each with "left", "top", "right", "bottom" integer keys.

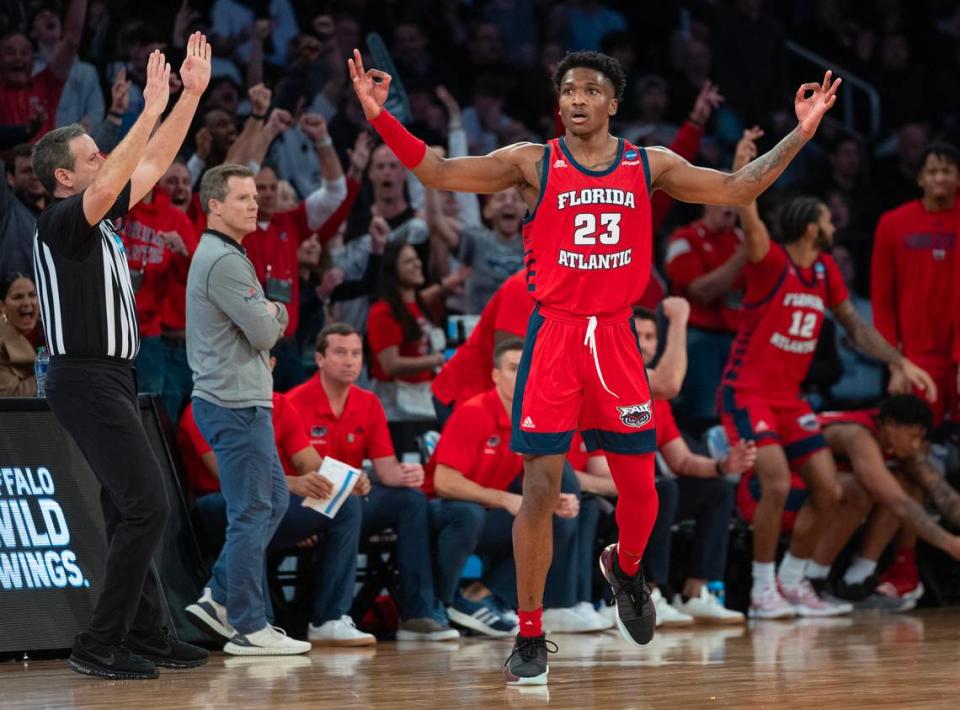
[{"left": 31, "top": 36, "right": 212, "bottom": 680}]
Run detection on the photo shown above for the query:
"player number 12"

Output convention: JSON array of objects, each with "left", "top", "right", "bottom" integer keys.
[
  {"left": 788, "top": 310, "right": 817, "bottom": 338},
  {"left": 573, "top": 212, "right": 621, "bottom": 245}
]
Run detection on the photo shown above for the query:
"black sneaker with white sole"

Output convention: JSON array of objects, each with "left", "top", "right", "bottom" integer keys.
[
  {"left": 123, "top": 627, "right": 209, "bottom": 669},
  {"left": 504, "top": 634, "right": 558, "bottom": 685},
  {"left": 599, "top": 543, "right": 656, "bottom": 646},
  {"left": 69, "top": 633, "right": 158, "bottom": 680}
]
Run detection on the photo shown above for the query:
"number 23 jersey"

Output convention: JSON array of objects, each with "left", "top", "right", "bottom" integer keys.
[
  {"left": 721, "top": 243, "right": 848, "bottom": 400},
  {"left": 523, "top": 136, "right": 653, "bottom": 317}
]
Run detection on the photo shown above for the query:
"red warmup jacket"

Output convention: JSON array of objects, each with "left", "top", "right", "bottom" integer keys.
[
  {"left": 119, "top": 189, "right": 197, "bottom": 337},
  {"left": 871, "top": 197, "right": 959, "bottom": 361}
]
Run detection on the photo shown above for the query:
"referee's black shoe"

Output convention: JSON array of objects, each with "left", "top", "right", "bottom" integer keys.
[
  {"left": 69, "top": 633, "right": 158, "bottom": 680},
  {"left": 599, "top": 543, "right": 656, "bottom": 646},
  {"left": 123, "top": 627, "right": 209, "bottom": 669},
  {"left": 504, "top": 634, "right": 557, "bottom": 685}
]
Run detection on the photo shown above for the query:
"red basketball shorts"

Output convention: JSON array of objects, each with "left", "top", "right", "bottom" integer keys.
[
  {"left": 719, "top": 387, "right": 827, "bottom": 466},
  {"left": 511, "top": 305, "right": 656, "bottom": 456}
]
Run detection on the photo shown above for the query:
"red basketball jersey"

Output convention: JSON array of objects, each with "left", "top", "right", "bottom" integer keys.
[
  {"left": 523, "top": 137, "right": 653, "bottom": 317},
  {"left": 721, "top": 244, "right": 848, "bottom": 400}
]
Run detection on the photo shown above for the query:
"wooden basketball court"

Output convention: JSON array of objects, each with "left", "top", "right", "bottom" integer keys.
[{"left": 4, "top": 609, "right": 959, "bottom": 708}]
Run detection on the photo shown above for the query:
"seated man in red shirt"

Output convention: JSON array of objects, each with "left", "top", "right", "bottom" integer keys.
[
  {"left": 803, "top": 397, "right": 960, "bottom": 609},
  {"left": 179, "top": 347, "right": 376, "bottom": 647},
  {"left": 427, "top": 338, "right": 596, "bottom": 636},
  {"left": 286, "top": 323, "right": 459, "bottom": 641}
]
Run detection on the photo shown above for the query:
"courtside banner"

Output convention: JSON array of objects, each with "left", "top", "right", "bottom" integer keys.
[{"left": 0, "top": 398, "right": 205, "bottom": 655}]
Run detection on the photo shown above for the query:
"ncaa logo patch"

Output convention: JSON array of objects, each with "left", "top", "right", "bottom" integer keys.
[
  {"left": 311, "top": 425, "right": 328, "bottom": 438},
  {"left": 617, "top": 401, "right": 652, "bottom": 428},
  {"left": 797, "top": 413, "right": 819, "bottom": 432},
  {"left": 624, "top": 150, "right": 638, "bottom": 160}
]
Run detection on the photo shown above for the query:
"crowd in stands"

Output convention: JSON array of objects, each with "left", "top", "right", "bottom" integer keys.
[{"left": 2, "top": 0, "right": 960, "bottom": 639}]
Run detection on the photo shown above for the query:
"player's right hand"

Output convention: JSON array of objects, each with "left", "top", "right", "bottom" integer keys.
[
  {"left": 142, "top": 49, "right": 171, "bottom": 117},
  {"left": 347, "top": 48, "right": 391, "bottom": 120}
]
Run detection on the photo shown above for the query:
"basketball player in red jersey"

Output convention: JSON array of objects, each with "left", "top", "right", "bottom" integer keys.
[
  {"left": 721, "top": 129, "right": 937, "bottom": 620},
  {"left": 350, "top": 49, "right": 840, "bottom": 684}
]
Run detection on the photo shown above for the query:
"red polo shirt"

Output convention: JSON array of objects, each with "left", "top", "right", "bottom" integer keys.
[
  {"left": 665, "top": 219, "right": 744, "bottom": 332},
  {"left": 0, "top": 67, "right": 64, "bottom": 139},
  {"left": 424, "top": 388, "right": 521, "bottom": 497},
  {"left": 432, "top": 270, "right": 532, "bottom": 406},
  {"left": 367, "top": 300, "right": 434, "bottom": 383},
  {"left": 285, "top": 375, "right": 395, "bottom": 469},
  {"left": 655, "top": 399, "right": 682, "bottom": 448},
  {"left": 177, "top": 393, "right": 311, "bottom": 496}
]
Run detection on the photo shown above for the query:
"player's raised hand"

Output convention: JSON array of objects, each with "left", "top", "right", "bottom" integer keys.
[
  {"left": 896, "top": 358, "right": 938, "bottom": 404},
  {"left": 795, "top": 70, "right": 841, "bottom": 137},
  {"left": 180, "top": 31, "right": 212, "bottom": 96},
  {"left": 733, "top": 126, "right": 764, "bottom": 171},
  {"left": 348, "top": 48, "right": 391, "bottom": 120},
  {"left": 142, "top": 49, "right": 171, "bottom": 117}
]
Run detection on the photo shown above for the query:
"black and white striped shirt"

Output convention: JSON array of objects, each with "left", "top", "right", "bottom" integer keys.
[{"left": 33, "top": 182, "right": 140, "bottom": 360}]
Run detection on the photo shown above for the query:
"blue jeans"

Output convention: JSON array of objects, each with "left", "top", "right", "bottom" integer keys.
[
  {"left": 196, "top": 492, "right": 362, "bottom": 626},
  {"left": 134, "top": 335, "right": 165, "bottom": 395},
  {"left": 429, "top": 499, "right": 487, "bottom": 606},
  {"left": 361, "top": 485, "right": 437, "bottom": 620},
  {"left": 677, "top": 327, "right": 734, "bottom": 422},
  {"left": 161, "top": 337, "right": 193, "bottom": 422},
  {"left": 192, "top": 397, "right": 289, "bottom": 634}
]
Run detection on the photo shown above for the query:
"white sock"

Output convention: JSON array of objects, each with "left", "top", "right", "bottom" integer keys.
[
  {"left": 806, "top": 561, "right": 831, "bottom": 581},
  {"left": 843, "top": 556, "right": 878, "bottom": 585},
  {"left": 752, "top": 561, "right": 776, "bottom": 593},
  {"left": 778, "top": 553, "right": 808, "bottom": 587}
]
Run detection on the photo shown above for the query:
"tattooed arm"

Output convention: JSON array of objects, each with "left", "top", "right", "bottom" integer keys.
[
  {"left": 647, "top": 71, "right": 840, "bottom": 207},
  {"left": 832, "top": 299, "right": 938, "bottom": 403},
  {"left": 902, "top": 455, "right": 960, "bottom": 529}
]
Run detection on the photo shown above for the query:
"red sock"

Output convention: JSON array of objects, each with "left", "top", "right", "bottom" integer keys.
[
  {"left": 518, "top": 607, "right": 543, "bottom": 638},
  {"left": 606, "top": 451, "right": 658, "bottom": 577}
]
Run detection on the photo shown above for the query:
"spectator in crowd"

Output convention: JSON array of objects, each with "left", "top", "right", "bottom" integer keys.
[
  {"left": 180, "top": 348, "right": 377, "bottom": 647},
  {"left": 427, "top": 338, "right": 597, "bottom": 634},
  {"left": 547, "top": 0, "right": 627, "bottom": 52},
  {"left": 874, "top": 122, "right": 928, "bottom": 208},
  {"left": 0, "top": 0, "right": 85, "bottom": 138},
  {"left": 210, "top": 0, "right": 299, "bottom": 71},
  {"left": 427, "top": 186, "right": 525, "bottom": 315},
  {"left": 1, "top": 143, "right": 44, "bottom": 276},
  {"left": 30, "top": 2, "right": 102, "bottom": 129},
  {"left": 103, "top": 20, "right": 165, "bottom": 129},
  {"left": 871, "top": 142, "right": 960, "bottom": 428},
  {"left": 664, "top": 204, "right": 745, "bottom": 425},
  {"left": 120, "top": 183, "right": 197, "bottom": 396},
  {"left": 806, "top": 398, "right": 960, "bottom": 609},
  {"left": 187, "top": 163, "right": 309, "bottom": 656},
  {"left": 462, "top": 74, "right": 521, "bottom": 156},
  {"left": 0, "top": 272, "right": 39, "bottom": 396},
  {"left": 431, "top": 269, "right": 532, "bottom": 425},
  {"left": 187, "top": 109, "right": 238, "bottom": 184},
  {"left": 367, "top": 241, "right": 445, "bottom": 421},
  {"left": 813, "top": 132, "right": 879, "bottom": 235},
  {"left": 286, "top": 323, "right": 459, "bottom": 642},
  {"left": 159, "top": 158, "right": 193, "bottom": 211}
]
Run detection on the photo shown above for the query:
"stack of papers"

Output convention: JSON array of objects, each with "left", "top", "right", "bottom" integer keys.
[{"left": 301, "top": 457, "right": 361, "bottom": 519}]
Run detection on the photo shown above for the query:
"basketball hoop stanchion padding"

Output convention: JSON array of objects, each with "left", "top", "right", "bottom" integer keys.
[{"left": 0, "top": 396, "right": 207, "bottom": 658}]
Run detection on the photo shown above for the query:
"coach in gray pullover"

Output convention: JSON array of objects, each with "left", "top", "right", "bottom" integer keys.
[{"left": 183, "top": 163, "right": 310, "bottom": 656}]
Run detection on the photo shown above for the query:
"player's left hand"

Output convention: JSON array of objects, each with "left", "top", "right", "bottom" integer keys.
[
  {"left": 399, "top": 463, "right": 425, "bottom": 488},
  {"left": 894, "top": 358, "right": 938, "bottom": 404},
  {"left": 180, "top": 32, "right": 212, "bottom": 96},
  {"left": 795, "top": 70, "right": 841, "bottom": 137},
  {"left": 721, "top": 440, "right": 757, "bottom": 475}
]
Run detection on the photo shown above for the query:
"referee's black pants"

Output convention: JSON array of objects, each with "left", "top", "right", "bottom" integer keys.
[{"left": 46, "top": 356, "right": 170, "bottom": 645}]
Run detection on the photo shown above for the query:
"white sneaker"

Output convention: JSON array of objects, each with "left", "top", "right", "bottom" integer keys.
[
  {"left": 597, "top": 602, "right": 617, "bottom": 627},
  {"left": 308, "top": 615, "right": 377, "bottom": 647},
  {"left": 573, "top": 601, "right": 614, "bottom": 630},
  {"left": 185, "top": 587, "right": 236, "bottom": 641},
  {"left": 749, "top": 585, "right": 796, "bottom": 619},
  {"left": 542, "top": 606, "right": 600, "bottom": 633},
  {"left": 651, "top": 588, "right": 694, "bottom": 627},
  {"left": 779, "top": 579, "right": 851, "bottom": 617},
  {"left": 672, "top": 588, "right": 745, "bottom": 625},
  {"left": 224, "top": 625, "right": 312, "bottom": 655}
]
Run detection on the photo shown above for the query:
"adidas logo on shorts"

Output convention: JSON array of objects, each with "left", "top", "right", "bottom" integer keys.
[{"left": 522, "top": 416, "right": 535, "bottom": 429}]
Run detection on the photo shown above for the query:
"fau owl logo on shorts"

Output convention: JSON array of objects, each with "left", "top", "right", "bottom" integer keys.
[{"left": 617, "top": 401, "right": 652, "bottom": 428}]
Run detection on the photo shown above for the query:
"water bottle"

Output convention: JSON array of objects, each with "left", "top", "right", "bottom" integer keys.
[
  {"left": 35, "top": 347, "right": 50, "bottom": 398},
  {"left": 705, "top": 425, "right": 731, "bottom": 461},
  {"left": 706, "top": 580, "right": 726, "bottom": 605}
]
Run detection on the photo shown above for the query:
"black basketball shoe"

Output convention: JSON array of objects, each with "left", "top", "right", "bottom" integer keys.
[
  {"left": 504, "top": 634, "right": 558, "bottom": 685},
  {"left": 69, "top": 633, "right": 158, "bottom": 680},
  {"left": 123, "top": 627, "right": 210, "bottom": 669},
  {"left": 599, "top": 543, "right": 656, "bottom": 646}
]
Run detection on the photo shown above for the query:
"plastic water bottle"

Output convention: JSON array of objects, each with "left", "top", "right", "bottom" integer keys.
[
  {"left": 35, "top": 347, "right": 49, "bottom": 398},
  {"left": 706, "top": 580, "right": 726, "bottom": 605}
]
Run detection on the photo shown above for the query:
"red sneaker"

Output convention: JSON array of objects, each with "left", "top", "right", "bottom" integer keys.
[{"left": 878, "top": 548, "right": 923, "bottom": 602}]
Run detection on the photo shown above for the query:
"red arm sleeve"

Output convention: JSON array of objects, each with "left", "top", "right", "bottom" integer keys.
[
  {"left": 651, "top": 121, "right": 704, "bottom": 232},
  {"left": 870, "top": 213, "right": 900, "bottom": 347},
  {"left": 315, "top": 177, "right": 362, "bottom": 244}
]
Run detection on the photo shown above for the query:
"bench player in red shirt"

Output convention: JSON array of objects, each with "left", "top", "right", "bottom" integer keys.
[
  {"left": 351, "top": 48, "right": 841, "bottom": 684},
  {"left": 721, "top": 129, "right": 936, "bottom": 620}
]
